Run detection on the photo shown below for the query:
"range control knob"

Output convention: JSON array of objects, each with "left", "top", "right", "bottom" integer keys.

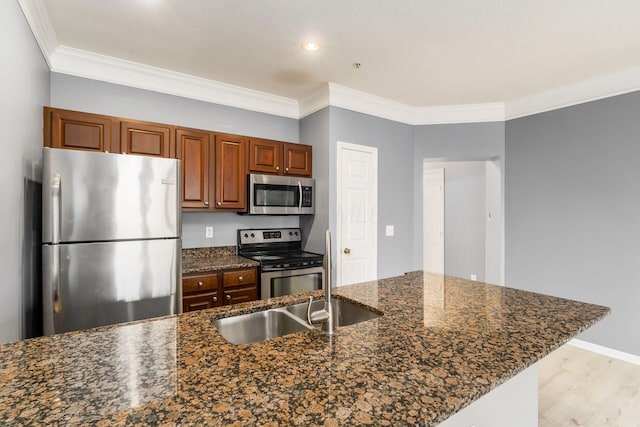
[
  {"left": 251, "top": 233, "right": 255, "bottom": 238},
  {"left": 243, "top": 233, "right": 248, "bottom": 238},
  {"left": 289, "top": 231, "right": 293, "bottom": 236},
  {"left": 294, "top": 231, "right": 299, "bottom": 236}
]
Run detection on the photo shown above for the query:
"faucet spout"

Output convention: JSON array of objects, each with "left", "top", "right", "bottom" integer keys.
[{"left": 307, "top": 230, "right": 335, "bottom": 335}]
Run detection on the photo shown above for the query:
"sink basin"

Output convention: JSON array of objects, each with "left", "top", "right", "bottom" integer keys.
[
  {"left": 285, "top": 298, "right": 381, "bottom": 328},
  {"left": 212, "top": 308, "right": 312, "bottom": 345},
  {"left": 212, "top": 298, "right": 381, "bottom": 345}
]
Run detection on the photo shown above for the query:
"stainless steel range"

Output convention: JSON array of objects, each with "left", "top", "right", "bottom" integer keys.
[{"left": 237, "top": 228, "right": 324, "bottom": 300}]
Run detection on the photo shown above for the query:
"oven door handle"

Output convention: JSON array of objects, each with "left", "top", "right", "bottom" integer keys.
[{"left": 298, "top": 181, "right": 303, "bottom": 210}]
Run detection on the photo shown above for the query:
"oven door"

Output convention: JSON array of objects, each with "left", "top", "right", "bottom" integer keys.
[{"left": 260, "top": 266, "right": 324, "bottom": 299}]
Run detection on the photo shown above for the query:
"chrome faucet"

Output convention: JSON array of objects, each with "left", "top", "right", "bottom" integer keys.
[{"left": 307, "top": 230, "right": 335, "bottom": 335}]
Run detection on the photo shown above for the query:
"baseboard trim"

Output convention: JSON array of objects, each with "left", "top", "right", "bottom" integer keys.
[{"left": 569, "top": 339, "right": 640, "bottom": 366}]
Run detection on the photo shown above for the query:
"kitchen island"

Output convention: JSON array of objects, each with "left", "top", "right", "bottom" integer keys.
[{"left": 0, "top": 271, "right": 608, "bottom": 425}]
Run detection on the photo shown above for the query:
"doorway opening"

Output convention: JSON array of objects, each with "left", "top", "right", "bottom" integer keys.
[{"left": 422, "top": 158, "right": 503, "bottom": 285}]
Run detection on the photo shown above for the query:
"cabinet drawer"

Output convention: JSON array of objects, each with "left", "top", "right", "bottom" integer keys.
[
  {"left": 223, "top": 286, "right": 258, "bottom": 305},
  {"left": 183, "top": 274, "right": 219, "bottom": 293},
  {"left": 223, "top": 268, "right": 256, "bottom": 288},
  {"left": 183, "top": 291, "right": 220, "bottom": 312}
]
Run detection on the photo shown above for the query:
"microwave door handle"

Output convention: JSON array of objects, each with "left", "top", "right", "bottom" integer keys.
[{"left": 298, "top": 181, "right": 303, "bottom": 210}]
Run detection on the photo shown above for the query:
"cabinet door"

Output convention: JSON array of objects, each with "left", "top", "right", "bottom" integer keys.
[
  {"left": 119, "top": 121, "right": 176, "bottom": 158},
  {"left": 283, "top": 143, "right": 312, "bottom": 177},
  {"left": 248, "top": 138, "right": 282, "bottom": 174},
  {"left": 223, "top": 286, "right": 258, "bottom": 305},
  {"left": 214, "top": 134, "right": 247, "bottom": 210},
  {"left": 177, "top": 128, "right": 213, "bottom": 209},
  {"left": 46, "top": 107, "right": 113, "bottom": 152},
  {"left": 183, "top": 291, "right": 220, "bottom": 312}
]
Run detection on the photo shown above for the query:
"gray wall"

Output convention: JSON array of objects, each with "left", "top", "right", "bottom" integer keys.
[
  {"left": 0, "top": 0, "right": 51, "bottom": 343},
  {"left": 424, "top": 161, "right": 487, "bottom": 281},
  {"left": 50, "top": 73, "right": 300, "bottom": 248},
  {"left": 505, "top": 90, "right": 640, "bottom": 355},
  {"left": 413, "top": 122, "right": 505, "bottom": 272},
  {"left": 329, "top": 107, "right": 415, "bottom": 279},
  {"left": 299, "top": 107, "right": 330, "bottom": 255}
]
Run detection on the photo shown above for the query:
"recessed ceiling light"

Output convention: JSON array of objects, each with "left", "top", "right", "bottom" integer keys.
[{"left": 301, "top": 40, "right": 323, "bottom": 52}]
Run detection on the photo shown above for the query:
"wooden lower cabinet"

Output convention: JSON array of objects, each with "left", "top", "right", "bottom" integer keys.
[
  {"left": 182, "top": 267, "right": 258, "bottom": 313},
  {"left": 183, "top": 291, "right": 219, "bottom": 312}
]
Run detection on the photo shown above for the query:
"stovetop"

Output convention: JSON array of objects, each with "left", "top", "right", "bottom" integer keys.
[{"left": 237, "top": 228, "right": 324, "bottom": 271}]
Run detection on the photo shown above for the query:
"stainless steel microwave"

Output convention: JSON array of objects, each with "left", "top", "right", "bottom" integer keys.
[{"left": 247, "top": 174, "right": 315, "bottom": 215}]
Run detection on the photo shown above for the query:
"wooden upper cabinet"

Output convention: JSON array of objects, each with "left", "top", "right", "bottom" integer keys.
[
  {"left": 177, "top": 128, "right": 212, "bottom": 209},
  {"left": 248, "top": 138, "right": 281, "bottom": 174},
  {"left": 283, "top": 143, "right": 312, "bottom": 177},
  {"left": 214, "top": 134, "right": 247, "bottom": 210},
  {"left": 119, "top": 121, "right": 176, "bottom": 158},
  {"left": 248, "top": 139, "right": 313, "bottom": 177},
  {"left": 45, "top": 107, "right": 114, "bottom": 152}
]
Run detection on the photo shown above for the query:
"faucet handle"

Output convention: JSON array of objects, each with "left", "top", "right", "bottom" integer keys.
[
  {"left": 307, "top": 296, "right": 330, "bottom": 325},
  {"left": 306, "top": 296, "right": 314, "bottom": 324}
]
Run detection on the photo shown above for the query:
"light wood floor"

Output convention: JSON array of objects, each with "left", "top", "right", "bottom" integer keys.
[{"left": 539, "top": 344, "right": 640, "bottom": 426}]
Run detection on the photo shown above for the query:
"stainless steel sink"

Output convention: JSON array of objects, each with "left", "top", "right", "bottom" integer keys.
[
  {"left": 286, "top": 298, "right": 381, "bottom": 328},
  {"left": 212, "top": 308, "right": 312, "bottom": 345},
  {"left": 212, "top": 298, "right": 381, "bottom": 345}
]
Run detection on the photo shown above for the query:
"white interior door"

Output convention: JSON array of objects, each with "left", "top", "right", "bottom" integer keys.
[
  {"left": 337, "top": 142, "right": 378, "bottom": 286},
  {"left": 423, "top": 168, "right": 444, "bottom": 274}
]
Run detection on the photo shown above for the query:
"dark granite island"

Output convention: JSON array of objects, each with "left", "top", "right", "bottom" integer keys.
[{"left": 0, "top": 271, "right": 608, "bottom": 425}]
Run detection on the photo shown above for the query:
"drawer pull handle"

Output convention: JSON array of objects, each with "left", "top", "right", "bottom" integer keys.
[
  {"left": 197, "top": 281, "right": 204, "bottom": 287},
  {"left": 238, "top": 276, "right": 243, "bottom": 281},
  {"left": 212, "top": 296, "right": 218, "bottom": 303},
  {"left": 225, "top": 294, "right": 231, "bottom": 301}
]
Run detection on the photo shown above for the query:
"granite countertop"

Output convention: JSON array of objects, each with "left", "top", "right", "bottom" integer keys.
[
  {"left": 0, "top": 271, "right": 609, "bottom": 425},
  {"left": 182, "top": 246, "right": 259, "bottom": 274}
]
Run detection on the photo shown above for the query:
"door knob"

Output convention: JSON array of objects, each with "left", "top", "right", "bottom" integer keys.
[{"left": 343, "top": 248, "right": 351, "bottom": 254}]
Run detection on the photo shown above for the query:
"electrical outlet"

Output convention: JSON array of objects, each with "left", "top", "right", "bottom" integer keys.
[
  {"left": 470, "top": 274, "right": 477, "bottom": 281},
  {"left": 385, "top": 225, "right": 394, "bottom": 236},
  {"left": 205, "top": 226, "right": 213, "bottom": 238}
]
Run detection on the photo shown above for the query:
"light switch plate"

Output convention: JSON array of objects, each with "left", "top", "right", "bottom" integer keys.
[
  {"left": 385, "top": 225, "right": 394, "bottom": 236},
  {"left": 205, "top": 226, "right": 213, "bottom": 238}
]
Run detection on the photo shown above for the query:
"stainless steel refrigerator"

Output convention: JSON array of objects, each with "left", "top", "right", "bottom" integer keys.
[{"left": 42, "top": 148, "right": 182, "bottom": 335}]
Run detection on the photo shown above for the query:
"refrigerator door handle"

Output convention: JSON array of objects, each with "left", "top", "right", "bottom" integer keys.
[
  {"left": 51, "top": 173, "right": 61, "bottom": 244},
  {"left": 52, "top": 245, "right": 62, "bottom": 314}
]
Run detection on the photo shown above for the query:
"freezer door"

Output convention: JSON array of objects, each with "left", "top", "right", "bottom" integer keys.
[
  {"left": 42, "top": 148, "right": 181, "bottom": 243},
  {"left": 43, "top": 239, "right": 181, "bottom": 335}
]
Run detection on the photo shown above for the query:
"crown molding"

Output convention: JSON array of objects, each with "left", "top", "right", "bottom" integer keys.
[
  {"left": 298, "top": 85, "right": 330, "bottom": 118},
  {"left": 17, "top": 3, "right": 640, "bottom": 124},
  {"left": 506, "top": 67, "right": 640, "bottom": 120},
  {"left": 327, "top": 83, "right": 505, "bottom": 125},
  {"left": 17, "top": 0, "right": 58, "bottom": 68},
  {"left": 49, "top": 46, "right": 300, "bottom": 119}
]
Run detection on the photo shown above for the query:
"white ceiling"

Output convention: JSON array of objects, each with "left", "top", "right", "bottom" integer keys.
[{"left": 25, "top": 0, "right": 640, "bottom": 120}]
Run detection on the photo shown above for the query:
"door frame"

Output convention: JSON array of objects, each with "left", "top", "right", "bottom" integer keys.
[
  {"left": 422, "top": 157, "right": 505, "bottom": 285},
  {"left": 336, "top": 141, "right": 378, "bottom": 287}
]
